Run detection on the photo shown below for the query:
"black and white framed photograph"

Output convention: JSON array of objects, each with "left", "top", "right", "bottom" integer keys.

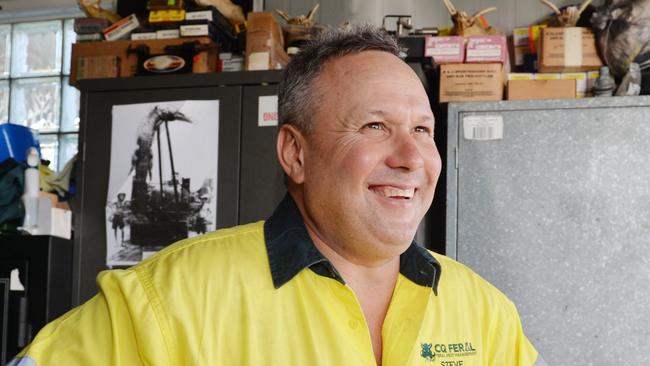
[{"left": 105, "top": 100, "right": 220, "bottom": 266}]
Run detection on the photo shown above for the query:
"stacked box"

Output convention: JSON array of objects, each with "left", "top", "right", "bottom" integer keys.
[
  {"left": 538, "top": 27, "right": 603, "bottom": 72},
  {"left": 424, "top": 36, "right": 464, "bottom": 64},
  {"left": 507, "top": 79, "right": 576, "bottom": 100},
  {"left": 508, "top": 73, "right": 535, "bottom": 80},
  {"left": 439, "top": 63, "right": 505, "bottom": 103},
  {"left": 466, "top": 35, "right": 508, "bottom": 65},
  {"left": 74, "top": 18, "right": 110, "bottom": 42},
  {"left": 587, "top": 70, "right": 600, "bottom": 96},
  {"left": 104, "top": 14, "right": 141, "bottom": 41},
  {"left": 70, "top": 37, "right": 217, "bottom": 84},
  {"left": 246, "top": 12, "right": 288, "bottom": 70},
  {"left": 561, "top": 72, "right": 588, "bottom": 98}
]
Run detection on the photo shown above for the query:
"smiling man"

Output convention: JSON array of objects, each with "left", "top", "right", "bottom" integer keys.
[{"left": 11, "top": 26, "right": 544, "bottom": 365}]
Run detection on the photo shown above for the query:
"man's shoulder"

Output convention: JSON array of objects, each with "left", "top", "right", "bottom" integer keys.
[
  {"left": 136, "top": 220, "right": 268, "bottom": 273},
  {"left": 428, "top": 251, "right": 517, "bottom": 310}
]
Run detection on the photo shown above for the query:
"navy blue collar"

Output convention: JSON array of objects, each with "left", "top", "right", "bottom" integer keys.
[{"left": 264, "top": 194, "right": 441, "bottom": 295}]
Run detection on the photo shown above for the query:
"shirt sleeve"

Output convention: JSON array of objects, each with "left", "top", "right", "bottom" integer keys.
[
  {"left": 9, "top": 268, "right": 170, "bottom": 366},
  {"left": 488, "top": 297, "right": 540, "bottom": 365}
]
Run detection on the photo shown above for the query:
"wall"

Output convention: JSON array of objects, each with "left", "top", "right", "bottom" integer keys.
[
  {"left": 265, "top": 0, "right": 604, "bottom": 34},
  {"left": 0, "top": 0, "right": 602, "bottom": 32},
  {"left": 0, "top": 0, "right": 106, "bottom": 22}
]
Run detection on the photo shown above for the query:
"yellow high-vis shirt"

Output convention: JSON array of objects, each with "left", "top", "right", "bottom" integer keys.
[{"left": 12, "top": 195, "right": 540, "bottom": 365}]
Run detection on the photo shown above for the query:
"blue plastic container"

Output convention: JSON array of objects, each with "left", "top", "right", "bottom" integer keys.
[{"left": 0, "top": 123, "right": 41, "bottom": 164}]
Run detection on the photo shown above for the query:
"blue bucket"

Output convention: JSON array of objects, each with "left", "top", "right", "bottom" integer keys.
[{"left": 0, "top": 123, "right": 41, "bottom": 164}]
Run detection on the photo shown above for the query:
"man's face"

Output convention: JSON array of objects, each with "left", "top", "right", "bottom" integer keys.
[{"left": 295, "top": 50, "right": 442, "bottom": 261}]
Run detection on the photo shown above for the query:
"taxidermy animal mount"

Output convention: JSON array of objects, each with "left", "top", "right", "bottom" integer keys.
[
  {"left": 591, "top": 0, "right": 650, "bottom": 80},
  {"left": 276, "top": 4, "right": 320, "bottom": 27},
  {"left": 540, "top": 0, "right": 592, "bottom": 27},
  {"left": 194, "top": 0, "right": 246, "bottom": 25},
  {"left": 441, "top": 0, "right": 498, "bottom": 36},
  {"left": 77, "top": 0, "right": 121, "bottom": 24}
]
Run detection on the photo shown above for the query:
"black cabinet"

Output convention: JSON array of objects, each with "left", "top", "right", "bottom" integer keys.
[
  {"left": 0, "top": 235, "right": 72, "bottom": 361},
  {"left": 239, "top": 84, "right": 285, "bottom": 224},
  {"left": 74, "top": 71, "right": 285, "bottom": 304},
  {"left": 74, "top": 66, "right": 447, "bottom": 305}
]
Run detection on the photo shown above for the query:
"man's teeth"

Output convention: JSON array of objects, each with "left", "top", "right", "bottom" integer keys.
[{"left": 371, "top": 186, "right": 415, "bottom": 199}]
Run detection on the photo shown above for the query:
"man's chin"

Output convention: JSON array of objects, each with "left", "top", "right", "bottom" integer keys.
[{"left": 372, "top": 229, "right": 419, "bottom": 250}]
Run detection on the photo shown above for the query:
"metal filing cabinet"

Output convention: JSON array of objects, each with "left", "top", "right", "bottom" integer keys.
[{"left": 446, "top": 97, "right": 650, "bottom": 365}]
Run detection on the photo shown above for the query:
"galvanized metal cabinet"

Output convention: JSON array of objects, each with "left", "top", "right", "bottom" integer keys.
[{"left": 446, "top": 97, "right": 650, "bottom": 365}]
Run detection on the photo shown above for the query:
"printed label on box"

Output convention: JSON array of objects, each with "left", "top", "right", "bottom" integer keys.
[
  {"left": 508, "top": 73, "right": 535, "bottom": 80},
  {"left": 258, "top": 95, "right": 278, "bottom": 126},
  {"left": 157, "top": 29, "right": 180, "bottom": 39},
  {"left": 424, "top": 36, "right": 464, "bottom": 63},
  {"left": 131, "top": 32, "right": 157, "bottom": 40},
  {"left": 186, "top": 10, "right": 213, "bottom": 21},
  {"left": 180, "top": 24, "right": 209, "bottom": 37},
  {"left": 466, "top": 35, "right": 508, "bottom": 63}
]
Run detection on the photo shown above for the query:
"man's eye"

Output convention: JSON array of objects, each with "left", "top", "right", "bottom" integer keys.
[
  {"left": 414, "top": 126, "right": 431, "bottom": 134},
  {"left": 364, "top": 122, "right": 384, "bottom": 130}
]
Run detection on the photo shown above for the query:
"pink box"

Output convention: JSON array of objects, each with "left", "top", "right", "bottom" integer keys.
[
  {"left": 424, "top": 36, "right": 465, "bottom": 64},
  {"left": 465, "top": 35, "right": 508, "bottom": 64}
]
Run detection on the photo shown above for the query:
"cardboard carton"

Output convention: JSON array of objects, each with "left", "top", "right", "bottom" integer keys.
[
  {"left": 508, "top": 73, "right": 535, "bottom": 80},
  {"left": 424, "top": 36, "right": 464, "bottom": 64},
  {"left": 507, "top": 79, "right": 576, "bottom": 100},
  {"left": 561, "top": 72, "right": 588, "bottom": 98},
  {"left": 586, "top": 70, "right": 599, "bottom": 96},
  {"left": 466, "top": 35, "right": 508, "bottom": 65},
  {"left": 535, "top": 73, "right": 561, "bottom": 80},
  {"left": 538, "top": 27, "right": 602, "bottom": 72},
  {"left": 76, "top": 55, "right": 121, "bottom": 81},
  {"left": 70, "top": 37, "right": 217, "bottom": 85},
  {"left": 103, "top": 14, "right": 140, "bottom": 41},
  {"left": 246, "top": 12, "right": 288, "bottom": 70},
  {"left": 439, "top": 63, "right": 505, "bottom": 103}
]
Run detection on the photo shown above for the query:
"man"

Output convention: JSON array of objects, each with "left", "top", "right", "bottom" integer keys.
[
  {"left": 11, "top": 25, "right": 544, "bottom": 365},
  {"left": 108, "top": 192, "right": 128, "bottom": 247}
]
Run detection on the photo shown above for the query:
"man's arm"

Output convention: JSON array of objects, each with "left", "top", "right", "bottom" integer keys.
[
  {"left": 487, "top": 297, "right": 543, "bottom": 365},
  {"left": 8, "top": 269, "right": 169, "bottom": 365}
]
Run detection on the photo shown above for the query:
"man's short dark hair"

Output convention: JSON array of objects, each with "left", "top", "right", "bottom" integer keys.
[{"left": 277, "top": 25, "right": 400, "bottom": 134}]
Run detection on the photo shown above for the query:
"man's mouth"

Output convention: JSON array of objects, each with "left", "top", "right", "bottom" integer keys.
[{"left": 369, "top": 186, "right": 416, "bottom": 199}]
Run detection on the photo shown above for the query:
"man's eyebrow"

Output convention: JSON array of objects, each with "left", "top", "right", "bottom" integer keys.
[{"left": 366, "top": 109, "right": 435, "bottom": 123}]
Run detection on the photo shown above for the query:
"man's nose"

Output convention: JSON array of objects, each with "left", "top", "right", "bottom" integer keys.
[{"left": 385, "top": 132, "right": 425, "bottom": 171}]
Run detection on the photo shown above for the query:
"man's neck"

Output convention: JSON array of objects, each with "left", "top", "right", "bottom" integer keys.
[{"left": 309, "top": 230, "right": 399, "bottom": 366}]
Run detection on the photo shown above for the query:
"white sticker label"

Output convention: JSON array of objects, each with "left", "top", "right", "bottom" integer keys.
[
  {"left": 463, "top": 115, "right": 504, "bottom": 141},
  {"left": 258, "top": 95, "right": 278, "bottom": 127},
  {"left": 10, "top": 268, "right": 25, "bottom": 291}
]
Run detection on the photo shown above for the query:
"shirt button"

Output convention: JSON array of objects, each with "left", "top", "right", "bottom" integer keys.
[{"left": 348, "top": 319, "right": 359, "bottom": 329}]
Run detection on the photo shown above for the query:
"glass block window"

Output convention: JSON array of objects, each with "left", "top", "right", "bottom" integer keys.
[{"left": 0, "top": 19, "right": 79, "bottom": 171}]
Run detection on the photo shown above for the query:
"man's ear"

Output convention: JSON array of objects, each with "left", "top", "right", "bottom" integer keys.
[{"left": 277, "top": 124, "right": 306, "bottom": 184}]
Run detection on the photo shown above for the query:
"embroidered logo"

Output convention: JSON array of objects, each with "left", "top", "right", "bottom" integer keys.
[
  {"left": 419, "top": 341, "right": 478, "bottom": 363},
  {"left": 420, "top": 343, "right": 436, "bottom": 361}
]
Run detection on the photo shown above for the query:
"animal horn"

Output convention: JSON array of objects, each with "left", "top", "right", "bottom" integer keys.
[
  {"left": 442, "top": 0, "right": 458, "bottom": 15},
  {"left": 307, "top": 3, "right": 320, "bottom": 21},
  {"left": 275, "top": 9, "right": 291, "bottom": 22},
  {"left": 470, "top": 6, "right": 497, "bottom": 23},
  {"left": 540, "top": 0, "right": 562, "bottom": 15},
  {"left": 577, "top": 0, "right": 593, "bottom": 15}
]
